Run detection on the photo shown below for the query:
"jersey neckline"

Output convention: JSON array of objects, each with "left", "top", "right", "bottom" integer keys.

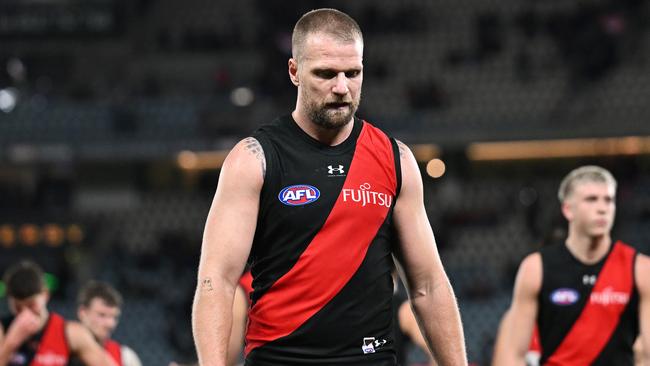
[
  {"left": 279, "top": 114, "right": 363, "bottom": 156},
  {"left": 563, "top": 240, "right": 619, "bottom": 268}
]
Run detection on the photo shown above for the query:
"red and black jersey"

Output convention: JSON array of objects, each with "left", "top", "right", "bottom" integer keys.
[
  {"left": 537, "top": 241, "right": 639, "bottom": 365},
  {"left": 239, "top": 271, "right": 253, "bottom": 306},
  {"left": 104, "top": 340, "right": 122, "bottom": 366},
  {"left": 246, "top": 115, "right": 401, "bottom": 365},
  {"left": 1, "top": 312, "right": 70, "bottom": 366}
]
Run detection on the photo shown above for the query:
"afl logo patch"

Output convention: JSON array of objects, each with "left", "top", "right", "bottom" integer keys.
[
  {"left": 278, "top": 185, "right": 320, "bottom": 206},
  {"left": 550, "top": 288, "right": 580, "bottom": 305}
]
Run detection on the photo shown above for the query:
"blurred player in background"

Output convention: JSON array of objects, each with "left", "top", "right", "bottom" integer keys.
[
  {"left": 392, "top": 270, "right": 438, "bottom": 366},
  {"left": 493, "top": 165, "right": 650, "bottom": 365},
  {"left": 74, "top": 281, "right": 141, "bottom": 366},
  {"left": 0, "top": 260, "right": 117, "bottom": 366}
]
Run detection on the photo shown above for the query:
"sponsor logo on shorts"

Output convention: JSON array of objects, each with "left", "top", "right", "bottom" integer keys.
[
  {"left": 550, "top": 288, "right": 580, "bottom": 305},
  {"left": 278, "top": 185, "right": 320, "bottom": 206}
]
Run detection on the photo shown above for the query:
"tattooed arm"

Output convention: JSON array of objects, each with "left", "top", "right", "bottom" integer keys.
[
  {"left": 192, "top": 138, "right": 264, "bottom": 366},
  {"left": 242, "top": 137, "right": 266, "bottom": 178}
]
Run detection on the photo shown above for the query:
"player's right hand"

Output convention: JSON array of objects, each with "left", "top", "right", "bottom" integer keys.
[{"left": 4, "top": 309, "right": 42, "bottom": 347}]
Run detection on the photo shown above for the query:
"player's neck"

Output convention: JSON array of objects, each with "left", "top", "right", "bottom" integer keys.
[
  {"left": 38, "top": 309, "right": 50, "bottom": 329},
  {"left": 565, "top": 232, "right": 611, "bottom": 264},
  {"left": 291, "top": 110, "right": 354, "bottom": 146}
]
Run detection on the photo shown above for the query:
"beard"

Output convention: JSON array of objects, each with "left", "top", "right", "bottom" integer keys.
[{"left": 303, "top": 92, "right": 360, "bottom": 130}]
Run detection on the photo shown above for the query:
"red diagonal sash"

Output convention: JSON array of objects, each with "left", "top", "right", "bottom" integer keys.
[
  {"left": 245, "top": 122, "right": 397, "bottom": 355},
  {"left": 545, "top": 241, "right": 635, "bottom": 366},
  {"left": 31, "top": 313, "right": 69, "bottom": 366}
]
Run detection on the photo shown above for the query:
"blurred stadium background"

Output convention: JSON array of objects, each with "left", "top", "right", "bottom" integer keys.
[{"left": 1, "top": 0, "right": 649, "bottom": 364}]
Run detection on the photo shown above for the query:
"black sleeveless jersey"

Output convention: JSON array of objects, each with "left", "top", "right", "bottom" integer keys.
[
  {"left": 244, "top": 115, "right": 402, "bottom": 365},
  {"left": 537, "top": 242, "right": 639, "bottom": 365}
]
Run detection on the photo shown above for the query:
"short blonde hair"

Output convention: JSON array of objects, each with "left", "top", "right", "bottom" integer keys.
[{"left": 557, "top": 165, "right": 617, "bottom": 202}]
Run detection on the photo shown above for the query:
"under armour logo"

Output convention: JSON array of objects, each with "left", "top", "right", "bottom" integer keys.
[
  {"left": 582, "top": 274, "right": 597, "bottom": 286},
  {"left": 373, "top": 339, "right": 387, "bottom": 347},
  {"left": 328, "top": 165, "right": 345, "bottom": 175}
]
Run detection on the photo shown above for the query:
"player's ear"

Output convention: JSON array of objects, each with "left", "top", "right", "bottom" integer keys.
[
  {"left": 288, "top": 58, "right": 299, "bottom": 86},
  {"left": 561, "top": 201, "right": 573, "bottom": 221},
  {"left": 77, "top": 306, "right": 86, "bottom": 321}
]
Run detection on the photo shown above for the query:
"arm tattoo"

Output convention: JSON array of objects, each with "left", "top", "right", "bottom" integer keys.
[
  {"left": 243, "top": 137, "right": 266, "bottom": 177},
  {"left": 200, "top": 277, "right": 214, "bottom": 291}
]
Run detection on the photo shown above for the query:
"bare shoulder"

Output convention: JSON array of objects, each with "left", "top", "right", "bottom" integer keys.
[
  {"left": 241, "top": 137, "right": 265, "bottom": 166},
  {"left": 395, "top": 139, "right": 413, "bottom": 159},
  {"left": 636, "top": 252, "right": 650, "bottom": 267},
  {"left": 515, "top": 252, "right": 543, "bottom": 293},
  {"left": 394, "top": 140, "right": 418, "bottom": 182},
  {"left": 224, "top": 137, "right": 265, "bottom": 182},
  {"left": 64, "top": 320, "right": 84, "bottom": 335},
  {"left": 64, "top": 321, "right": 93, "bottom": 348},
  {"left": 520, "top": 252, "right": 542, "bottom": 271}
]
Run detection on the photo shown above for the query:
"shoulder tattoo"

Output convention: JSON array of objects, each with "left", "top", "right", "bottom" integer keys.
[
  {"left": 396, "top": 140, "right": 408, "bottom": 158},
  {"left": 243, "top": 137, "right": 266, "bottom": 177}
]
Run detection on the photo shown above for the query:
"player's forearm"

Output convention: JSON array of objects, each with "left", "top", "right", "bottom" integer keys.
[
  {"left": 0, "top": 337, "right": 21, "bottom": 366},
  {"left": 632, "top": 315, "right": 647, "bottom": 366},
  {"left": 0, "top": 344, "right": 17, "bottom": 366},
  {"left": 0, "top": 352, "right": 10, "bottom": 366},
  {"left": 642, "top": 341, "right": 650, "bottom": 366},
  {"left": 492, "top": 343, "right": 527, "bottom": 366},
  {"left": 492, "top": 313, "right": 527, "bottom": 366},
  {"left": 0, "top": 352, "right": 11, "bottom": 366},
  {"left": 192, "top": 279, "right": 236, "bottom": 366},
  {"left": 411, "top": 276, "right": 467, "bottom": 366}
]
